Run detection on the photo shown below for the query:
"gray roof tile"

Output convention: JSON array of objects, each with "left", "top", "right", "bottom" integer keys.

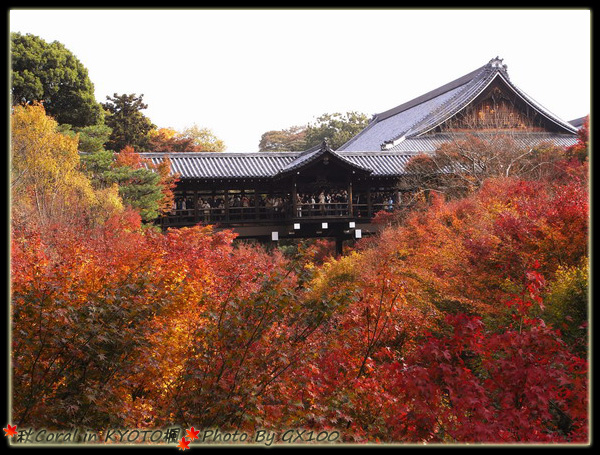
[
  {"left": 338, "top": 58, "right": 578, "bottom": 152},
  {"left": 142, "top": 152, "right": 298, "bottom": 179},
  {"left": 138, "top": 58, "right": 580, "bottom": 181},
  {"left": 387, "top": 132, "right": 578, "bottom": 153}
]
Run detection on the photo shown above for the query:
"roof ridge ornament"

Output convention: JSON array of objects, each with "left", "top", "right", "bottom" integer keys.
[{"left": 488, "top": 56, "right": 509, "bottom": 76}]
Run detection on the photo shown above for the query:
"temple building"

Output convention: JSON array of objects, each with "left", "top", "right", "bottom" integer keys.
[{"left": 140, "top": 57, "right": 581, "bottom": 251}]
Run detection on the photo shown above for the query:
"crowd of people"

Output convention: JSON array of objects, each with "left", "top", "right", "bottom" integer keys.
[
  {"left": 169, "top": 189, "right": 398, "bottom": 223},
  {"left": 295, "top": 190, "right": 349, "bottom": 217},
  {"left": 171, "top": 193, "right": 291, "bottom": 222}
]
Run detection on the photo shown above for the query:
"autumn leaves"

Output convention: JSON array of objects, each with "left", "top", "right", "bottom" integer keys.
[{"left": 10, "top": 105, "right": 589, "bottom": 443}]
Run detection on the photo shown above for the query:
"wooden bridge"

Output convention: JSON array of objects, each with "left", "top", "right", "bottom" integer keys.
[
  {"left": 144, "top": 141, "right": 408, "bottom": 253},
  {"left": 139, "top": 57, "right": 579, "bottom": 253}
]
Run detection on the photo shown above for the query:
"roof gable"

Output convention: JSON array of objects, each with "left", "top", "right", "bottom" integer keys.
[
  {"left": 414, "top": 71, "right": 579, "bottom": 137},
  {"left": 275, "top": 140, "right": 372, "bottom": 177},
  {"left": 339, "top": 57, "right": 578, "bottom": 152}
]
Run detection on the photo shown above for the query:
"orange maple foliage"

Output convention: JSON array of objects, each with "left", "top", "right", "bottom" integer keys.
[{"left": 10, "top": 151, "right": 588, "bottom": 443}]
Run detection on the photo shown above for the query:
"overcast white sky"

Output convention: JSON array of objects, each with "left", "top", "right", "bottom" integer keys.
[{"left": 9, "top": 8, "right": 591, "bottom": 152}]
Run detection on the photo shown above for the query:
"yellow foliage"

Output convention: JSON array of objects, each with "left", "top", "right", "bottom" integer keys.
[
  {"left": 90, "top": 184, "right": 125, "bottom": 223},
  {"left": 149, "top": 127, "right": 178, "bottom": 140},
  {"left": 12, "top": 104, "right": 80, "bottom": 189},
  {"left": 11, "top": 103, "right": 124, "bottom": 226},
  {"left": 307, "top": 251, "right": 361, "bottom": 298}
]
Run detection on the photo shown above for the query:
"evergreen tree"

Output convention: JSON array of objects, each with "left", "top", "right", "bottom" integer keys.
[
  {"left": 10, "top": 32, "right": 104, "bottom": 127},
  {"left": 102, "top": 93, "right": 155, "bottom": 152}
]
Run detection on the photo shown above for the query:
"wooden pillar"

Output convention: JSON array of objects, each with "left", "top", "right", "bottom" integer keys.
[
  {"left": 292, "top": 176, "right": 298, "bottom": 219},
  {"left": 182, "top": 189, "right": 187, "bottom": 224},
  {"left": 347, "top": 179, "right": 353, "bottom": 217},
  {"left": 255, "top": 187, "right": 260, "bottom": 220},
  {"left": 367, "top": 186, "right": 372, "bottom": 218},
  {"left": 194, "top": 189, "right": 199, "bottom": 223},
  {"left": 224, "top": 189, "right": 230, "bottom": 223}
]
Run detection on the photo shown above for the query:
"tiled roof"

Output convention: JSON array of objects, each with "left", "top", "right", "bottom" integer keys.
[
  {"left": 138, "top": 58, "right": 581, "bottom": 181},
  {"left": 569, "top": 116, "right": 587, "bottom": 129},
  {"left": 275, "top": 141, "right": 372, "bottom": 176},
  {"left": 140, "top": 131, "right": 576, "bottom": 181},
  {"left": 339, "top": 84, "right": 468, "bottom": 152},
  {"left": 338, "top": 57, "right": 578, "bottom": 152},
  {"left": 142, "top": 152, "right": 298, "bottom": 179},
  {"left": 386, "top": 132, "right": 578, "bottom": 153},
  {"left": 337, "top": 151, "right": 417, "bottom": 177},
  {"left": 140, "top": 149, "right": 416, "bottom": 180}
]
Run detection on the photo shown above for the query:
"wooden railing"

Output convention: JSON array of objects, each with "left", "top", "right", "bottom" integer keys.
[{"left": 161, "top": 202, "right": 395, "bottom": 227}]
